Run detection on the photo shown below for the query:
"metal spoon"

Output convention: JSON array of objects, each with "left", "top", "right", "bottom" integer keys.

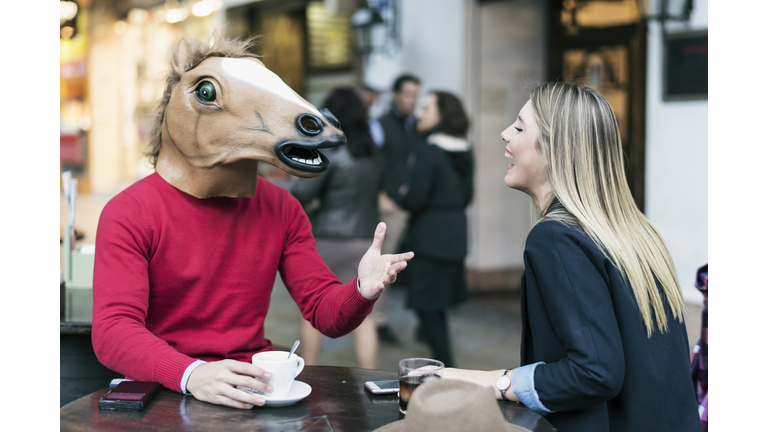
[{"left": 288, "top": 339, "right": 300, "bottom": 359}]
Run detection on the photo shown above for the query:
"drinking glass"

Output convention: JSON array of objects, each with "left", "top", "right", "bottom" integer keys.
[{"left": 398, "top": 358, "right": 444, "bottom": 415}]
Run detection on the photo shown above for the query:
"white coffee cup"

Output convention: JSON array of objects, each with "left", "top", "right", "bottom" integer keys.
[{"left": 251, "top": 351, "right": 305, "bottom": 398}]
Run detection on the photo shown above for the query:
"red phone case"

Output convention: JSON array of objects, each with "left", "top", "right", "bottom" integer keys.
[{"left": 98, "top": 381, "right": 162, "bottom": 411}]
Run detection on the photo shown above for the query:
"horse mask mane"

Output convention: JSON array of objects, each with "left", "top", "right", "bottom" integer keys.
[{"left": 150, "top": 36, "right": 345, "bottom": 199}]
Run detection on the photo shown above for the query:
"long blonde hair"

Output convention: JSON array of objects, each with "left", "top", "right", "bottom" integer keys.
[{"left": 529, "top": 82, "right": 684, "bottom": 337}]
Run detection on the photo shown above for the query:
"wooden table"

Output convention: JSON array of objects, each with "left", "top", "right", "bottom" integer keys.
[{"left": 61, "top": 366, "right": 556, "bottom": 431}]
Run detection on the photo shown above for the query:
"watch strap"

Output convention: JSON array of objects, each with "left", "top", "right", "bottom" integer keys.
[{"left": 499, "top": 369, "right": 511, "bottom": 401}]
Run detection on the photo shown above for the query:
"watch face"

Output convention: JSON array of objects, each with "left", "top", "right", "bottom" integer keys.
[{"left": 497, "top": 375, "right": 511, "bottom": 391}]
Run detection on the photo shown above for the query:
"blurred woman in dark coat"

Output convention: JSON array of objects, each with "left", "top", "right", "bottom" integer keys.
[{"left": 388, "top": 91, "right": 473, "bottom": 367}]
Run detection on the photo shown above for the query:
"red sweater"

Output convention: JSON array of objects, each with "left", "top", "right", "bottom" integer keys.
[{"left": 92, "top": 173, "right": 375, "bottom": 392}]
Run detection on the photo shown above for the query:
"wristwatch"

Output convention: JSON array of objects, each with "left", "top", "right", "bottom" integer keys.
[{"left": 496, "top": 369, "right": 511, "bottom": 401}]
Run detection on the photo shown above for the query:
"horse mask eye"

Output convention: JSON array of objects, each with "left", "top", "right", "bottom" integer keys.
[{"left": 195, "top": 81, "right": 217, "bottom": 103}]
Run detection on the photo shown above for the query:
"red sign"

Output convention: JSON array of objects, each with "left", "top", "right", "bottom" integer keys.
[{"left": 60, "top": 134, "right": 82, "bottom": 165}]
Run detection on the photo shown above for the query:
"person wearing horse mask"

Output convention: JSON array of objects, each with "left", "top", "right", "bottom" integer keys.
[{"left": 91, "top": 35, "right": 413, "bottom": 410}]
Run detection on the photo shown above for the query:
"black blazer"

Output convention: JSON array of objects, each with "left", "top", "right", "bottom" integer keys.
[{"left": 520, "top": 219, "right": 700, "bottom": 432}]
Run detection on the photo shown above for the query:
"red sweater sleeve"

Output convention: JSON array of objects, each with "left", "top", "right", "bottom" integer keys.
[
  {"left": 92, "top": 194, "right": 194, "bottom": 392},
  {"left": 278, "top": 194, "right": 376, "bottom": 337}
]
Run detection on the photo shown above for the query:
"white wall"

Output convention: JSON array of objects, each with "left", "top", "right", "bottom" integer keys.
[
  {"left": 466, "top": 0, "right": 546, "bottom": 270},
  {"left": 364, "top": 0, "right": 466, "bottom": 98},
  {"left": 645, "top": 0, "right": 708, "bottom": 304}
]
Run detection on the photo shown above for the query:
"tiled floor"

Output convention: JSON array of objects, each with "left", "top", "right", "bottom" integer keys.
[{"left": 61, "top": 193, "right": 704, "bottom": 375}]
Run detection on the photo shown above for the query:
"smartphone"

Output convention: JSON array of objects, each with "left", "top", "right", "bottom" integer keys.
[
  {"left": 364, "top": 380, "right": 399, "bottom": 395},
  {"left": 98, "top": 381, "right": 162, "bottom": 411}
]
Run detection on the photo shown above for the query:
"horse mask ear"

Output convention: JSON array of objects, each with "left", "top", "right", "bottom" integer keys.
[{"left": 172, "top": 38, "right": 193, "bottom": 76}]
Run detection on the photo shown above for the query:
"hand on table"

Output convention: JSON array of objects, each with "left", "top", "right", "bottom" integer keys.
[
  {"left": 186, "top": 360, "right": 273, "bottom": 409},
  {"left": 358, "top": 222, "right": 414, "bottom": 300}
]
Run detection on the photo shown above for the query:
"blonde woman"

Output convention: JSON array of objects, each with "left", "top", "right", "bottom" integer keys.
[{"left": 444, "top": 82, "right": 700, "bottom": 431}]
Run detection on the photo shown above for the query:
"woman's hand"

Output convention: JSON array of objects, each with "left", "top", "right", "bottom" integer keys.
[
  {"left": 357, "top": 222, "right": 414, "bottom": 300},
  {"left": 186, "top": 360, "right": 273, "bottom": 409}
]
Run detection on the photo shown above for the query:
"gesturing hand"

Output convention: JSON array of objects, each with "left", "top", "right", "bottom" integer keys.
[
  {"left": 186, "top": 360, "right": 273, "bottom": 409},
  {"left": 358, "top": 222, "right": 415, "bottom": 300}
]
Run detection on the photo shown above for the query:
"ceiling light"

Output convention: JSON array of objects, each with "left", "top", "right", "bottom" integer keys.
[
  {"left": 60, "top": 1, "right": 78, "bottom": 21},
  {"left": 165, "top": 8, "right": 186, "bottom": 23},
  {"left": 192, "top": 1, "right": 214, "bottom": 17},
  {"left": 128, "top": 8, "right": 149, "bottom": 25}
]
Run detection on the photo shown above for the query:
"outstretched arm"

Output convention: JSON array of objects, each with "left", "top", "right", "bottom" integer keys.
[
  {"left": 280, "top": 199, "right": 406, "bottom": 337},
  {"left": 357, "top": 222, "right": 415, "bottom": 300}
]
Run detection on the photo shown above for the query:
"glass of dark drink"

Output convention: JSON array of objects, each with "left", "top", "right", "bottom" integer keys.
[{"left": 398, "top": 358, "right": 445, "bottom": 415}]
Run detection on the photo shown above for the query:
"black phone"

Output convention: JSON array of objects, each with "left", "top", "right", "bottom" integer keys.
[
  {"left": 98, "top": 381, "right": 162, "bottom": 411},
  {"left": 364, "top": 379, "right": 399, "bottom": 394}
]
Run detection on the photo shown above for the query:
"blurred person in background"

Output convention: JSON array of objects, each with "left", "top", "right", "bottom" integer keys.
[
  {"left": 291, "top": 87, "right": 384, "bottom": 369},
  {"left": 357, "top": 84, "right": 395, "bottom": 343},
  {"left": 387, "top": 91, "right": 473, "bottom": 368},
  {"left": 376, "top": 74, "right": 422, "bottom": 344},
  {"left": 442, "top": 82, "right": 699, "bottom": 432},
  {"left": 358, "top": 84, "right": 385, "bottom": 148}
]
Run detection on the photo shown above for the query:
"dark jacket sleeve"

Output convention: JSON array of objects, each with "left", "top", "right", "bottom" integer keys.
[
  {"left": 462, "top": 150, "right": 474, "bottom": 206},
  {"left": 524, "top": 221, "right": 625, "bottom": 412}
]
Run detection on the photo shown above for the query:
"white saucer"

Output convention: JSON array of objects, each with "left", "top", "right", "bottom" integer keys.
[{"left": 237, "top": 381, "right": 312, "bottom": 407}]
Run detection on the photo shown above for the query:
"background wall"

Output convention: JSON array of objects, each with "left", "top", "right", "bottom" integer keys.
[
  {"left": 645, "top": 1, "right": 708, "bottom": 303},
  {"left": 466, "top": 0, "right": 546, "bottom": 275},
  {"left": 364, "top": 0, "right": 466, "bottom": 99}
]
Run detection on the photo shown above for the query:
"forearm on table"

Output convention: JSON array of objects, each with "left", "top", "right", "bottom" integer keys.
[
  {"left": 442, "top": 368, "right": 521, "bottom": 402},
  {"left": 92, "top": 317, "right": 196, "bottom": 392}
]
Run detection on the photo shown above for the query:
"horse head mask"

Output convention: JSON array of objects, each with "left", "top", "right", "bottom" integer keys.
[{"left": 149, "top": 36, "right": 345, "bottom": 199}]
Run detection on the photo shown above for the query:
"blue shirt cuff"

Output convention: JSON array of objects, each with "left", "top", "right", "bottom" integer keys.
[
  {"left": 357, "top": 277, "right": 361, "bottom": 294},
  {"left": 180, "top": 360, "right": 207, "bottom": 395},
  {"left": 512, "top": 362, "right": 554, "bottom": 415}
]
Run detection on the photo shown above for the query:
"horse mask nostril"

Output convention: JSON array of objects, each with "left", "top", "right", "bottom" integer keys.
[
  {"left": 296, "top": 114, "right": 324, "bottom": 137},
  {"left": 319, "top": 108, "right": 340, "bottom": 129}
]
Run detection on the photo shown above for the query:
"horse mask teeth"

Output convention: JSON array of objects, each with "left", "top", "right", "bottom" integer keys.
[{"left": 152, "top": 37, "right": 347, "bottom": 199}]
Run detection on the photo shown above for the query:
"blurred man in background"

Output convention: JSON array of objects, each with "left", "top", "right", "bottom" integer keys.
[
  {"left": 376, "top": 74, "right": 422, "bottom": 343},
  {"left": 358, "top": 85, "right": 385, "bottom": 148}
]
